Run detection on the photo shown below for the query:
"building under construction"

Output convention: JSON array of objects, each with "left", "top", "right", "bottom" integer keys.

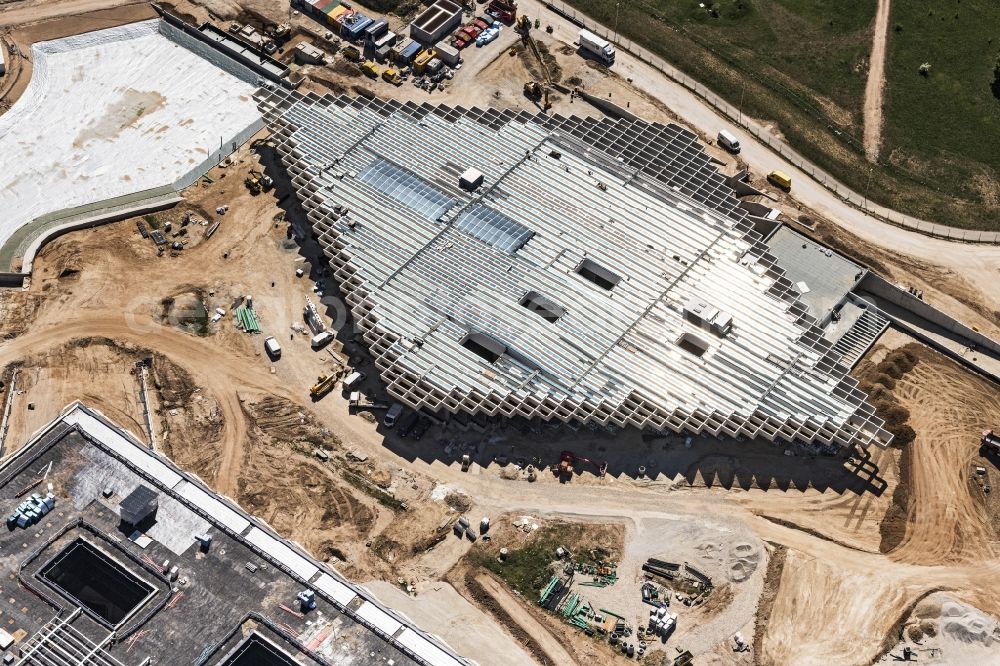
[
  {"left": 256, "top": 90, "right": 892, "bottom": 450},
  {"left": 1, "top": 403, "right": 467, "bottom": 666}
]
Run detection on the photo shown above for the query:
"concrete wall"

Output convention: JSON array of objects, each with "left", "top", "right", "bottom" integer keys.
[{"left": 859, "top": 273, "right": 1000, "bottom": 357}]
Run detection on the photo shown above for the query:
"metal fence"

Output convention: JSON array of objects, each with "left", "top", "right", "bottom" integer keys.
[{"left": 545, "top": 1, "right": 1000, "bottom": 244}]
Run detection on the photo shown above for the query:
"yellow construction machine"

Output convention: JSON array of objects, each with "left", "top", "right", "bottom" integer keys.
[
  {"left": 381, "top": 67, "right": 402, "bottom": 85},
  {"left": 310, "top": 373, "right": 338, "bottom": 399},
  {"left": 517, "top": 15, "right": 551, "bottom": 110},
  {"left": 244, "top": 169, "right": 273, "bottom": 194}
]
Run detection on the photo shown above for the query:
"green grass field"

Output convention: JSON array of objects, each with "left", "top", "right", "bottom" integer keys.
[
  {"left": 557, "top": 0, "right": 1000, "bottom": 230},
  {"left": 882, "top": 2, "right": 1000, "bottom": 219}
]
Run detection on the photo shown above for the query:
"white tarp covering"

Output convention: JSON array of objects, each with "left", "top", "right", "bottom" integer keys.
[
  {"left": 0, "top": 19, "right": 260, "bottom": 251},
  {"left": 313, "top": 573, "right": 358, "bottom": 606},
  {"left": 62, "top": 408, "right": 184, "bottom": 488},
  {"left": 245, "top": 527, "right": 319, "bottom": 581}
]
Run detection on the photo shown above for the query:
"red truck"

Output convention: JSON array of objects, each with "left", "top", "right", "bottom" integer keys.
[{"left": 487, "top": 0, "right": 517, "bottom": 24}]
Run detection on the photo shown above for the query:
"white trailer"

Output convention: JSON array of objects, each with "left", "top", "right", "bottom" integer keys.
[{"left": 578, "top": 29, "right": 615, "bottom": 65}]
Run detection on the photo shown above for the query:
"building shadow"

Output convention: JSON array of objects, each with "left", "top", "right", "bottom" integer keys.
[{"left": 378, "top": 417, "right": 888, "bottom": 497}]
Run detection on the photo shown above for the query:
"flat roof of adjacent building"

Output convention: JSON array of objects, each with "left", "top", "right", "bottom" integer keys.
[
  {"left": 413, "top": 0, "right": 462, "bottom": 33},
  {"left": 256, "top": 92, "right": 891, "bottom": 449},
  {"left": 765, "top": 226, "right": 865, "bottom": 322},
  {"left": 4, "top": 404, "right": 469, "bottom": 666}
]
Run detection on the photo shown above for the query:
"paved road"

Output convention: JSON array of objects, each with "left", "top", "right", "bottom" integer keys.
[{"left": 525, "top": 0, "right": 1000, "bottom": 312}]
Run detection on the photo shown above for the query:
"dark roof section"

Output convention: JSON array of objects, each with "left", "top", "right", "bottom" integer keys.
[{"left": 120, "top": 484, "right": 158, "bottom": 515}]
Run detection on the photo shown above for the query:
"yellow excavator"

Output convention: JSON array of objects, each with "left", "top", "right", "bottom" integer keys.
[
  {"left": 517, "top": 15, "right": 551, "bottom": 110},
  {"left": 245, "top": 170, "right": 273, "bottom": 194}
]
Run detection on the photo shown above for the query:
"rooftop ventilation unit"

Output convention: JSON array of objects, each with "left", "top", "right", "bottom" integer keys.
[
  {"left": 119, "top": 485, "right": 158, "bottom": 526},
  {"left": 684, "top": 299, "right": 733, "bottom": 336},
  {"left": 459, "top": 167, "right": 484, "bottom": 191}
]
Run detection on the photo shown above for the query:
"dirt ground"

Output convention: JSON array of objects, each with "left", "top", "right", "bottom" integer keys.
[
  {"left": 862, "top": 0, "right": 891, "bottom": 162},
  {"left": 3, "top": 1, "right": 1000, "bottom": 665}
]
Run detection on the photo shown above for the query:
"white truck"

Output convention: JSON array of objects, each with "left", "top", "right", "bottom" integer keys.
[{"left": 578, "top": 29, "right": 615, "bottom": 65}]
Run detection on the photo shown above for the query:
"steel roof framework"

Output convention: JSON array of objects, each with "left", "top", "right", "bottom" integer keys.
[{"left": 256, "top": 90, "right": 891, "bottom": 450}]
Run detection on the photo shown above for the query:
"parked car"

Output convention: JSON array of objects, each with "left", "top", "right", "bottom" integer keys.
[
  {"left": 767, "top": 170, "right": 792, "bottom": 191},
  {"left": 717, "top": 129, "right": 741, "bottom": 154},
  {"left": 343, "top": 371, "right": 366, "bottom": 389},
  {"left": 384, "top": 403, "right": 404, "bottom": 428},
  {"left": 476, "top": 25, "right": 500, "bottom": 47}
]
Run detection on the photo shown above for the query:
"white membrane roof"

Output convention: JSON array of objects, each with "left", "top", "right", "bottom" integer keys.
[{"left": 0, "top": 20, "right": 259, "bottom": 252}]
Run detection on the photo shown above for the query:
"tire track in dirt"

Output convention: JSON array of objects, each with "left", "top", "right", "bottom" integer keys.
[
  {"left": 887, "top": 350, "right": 1000, "bottom": 565},
  {"left": 863, "top": 0, "right": 892, "bottom": 161},
  {"left": 0, "top": 315, "right": 294, "bottom": 498}
]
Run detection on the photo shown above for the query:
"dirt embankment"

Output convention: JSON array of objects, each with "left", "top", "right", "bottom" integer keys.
[
  {"left": 457, "top": 569, "right": 562, "bottom": 666},
  {"left": 236, "top": 394, "right": 377, "bottom": 565},
  {"left": 753, "top": 542, "right": 787, "bottom": 664},
  {"left": 0, "top": 291, "right": 43, "bottom": 340},
  {"left": 876, "top": 344, "right": 1000, "bottom": 565},
  {"left": 150, "top": 352, "right": 225, "bottom": 483},
  {"left": 855, "top": 347, "right": 920, "bottom": 447}
]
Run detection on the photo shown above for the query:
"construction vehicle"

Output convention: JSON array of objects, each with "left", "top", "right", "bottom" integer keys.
[
  {"left": 361, "top": 60, "right": 380, "bottom": 78},
  {"left": 488, "top": 0, "right": 517, "bottom": 24},
  {"left": 342, "top": 44, "right": 361, "bottom": 61},
  {"left": 578, "top": 29, "right": 615, "bottom": 65},
  {"left": 554, "top": 451, "right": 608, "bottom": 480},
  {"left": 349, "top": 392, "right": 390, "bottom": 412},
  {"left": 517, "top": 15, "right": 552, "bottom": 110},
  {"left": 982, "top": 429, "right": 1000, "bottom": 455},
  {"left": 413, "top": 48, "right": 436, "bottom": 74},
  {"left": 381, "top": 67, "right": 402, "bottom": 85},
  {"left": 246, "top": 169, "right": 273, "bottom": 193},
  {"left": 310, "top": 373, "right": 338, "bottom": 400}
]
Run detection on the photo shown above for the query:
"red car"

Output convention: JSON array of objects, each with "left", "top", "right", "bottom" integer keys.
[{"left": 454, "top": 37, "right": 468, "bottom": 49}]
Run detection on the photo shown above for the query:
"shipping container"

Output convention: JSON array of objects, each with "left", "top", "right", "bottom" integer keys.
[
  {"left": 398, "top": 41, "right": 422, "bottom": 64},
  {"left": 341, "top": 13, "right": 373, "bottom": 40},
  {"left": 364, "top": 19, "right": 389, "bottom": 42}
]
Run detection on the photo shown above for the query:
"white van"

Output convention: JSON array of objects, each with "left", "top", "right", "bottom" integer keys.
[
  {"left": 717, "top": 129, "right": 741, "bottom": 154},
  {"left": 311, "top": 331, "right": 335, "bottom": 350},
  {"left": 384, "top": 403, "right": 404, "bottom": 428},
  {"left": 264, "top": 336, "right": 281, "bottom": 358},
  {"left": 343, "top": 371, "right": 366, "bottom": 389}
]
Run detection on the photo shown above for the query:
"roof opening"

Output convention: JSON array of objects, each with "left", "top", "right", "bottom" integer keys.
[
  {"left": 461, "top": 332, "right": 506, "bottom": 363},
  {"left": 676, "top": 332, "right": 710, "bottom": 358},
  {"left": 576, "top": 258, "right": 621, "bottom": 291},
  {"left": 520, "top": 291, "right": 566, "bottom": 323}
]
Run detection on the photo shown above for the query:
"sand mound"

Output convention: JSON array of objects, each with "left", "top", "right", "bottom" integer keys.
[
  {"left": 727, "top": 541, "right": 761, "bottom": 583},
  {"left": 939, "top": 601, "right": 997, "bottom": 646}
]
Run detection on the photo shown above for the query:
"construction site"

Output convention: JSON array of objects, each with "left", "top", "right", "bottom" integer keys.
[{"left": 1, "top": 0, "right": 1000, "bottom": 665}]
